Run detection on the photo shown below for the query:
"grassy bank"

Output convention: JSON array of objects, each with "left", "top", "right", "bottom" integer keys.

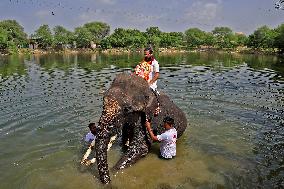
[{"left": 0, "top": 47, "right": 283, "bottom": 56}]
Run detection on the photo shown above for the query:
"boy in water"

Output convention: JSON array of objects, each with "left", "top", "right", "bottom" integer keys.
[
  {"left": 145, "top": 116, "right": 177, "bottom": 159},
  {"left": 81, "top": 123, "right": 96, "bottom": 165},
  {"left": 85, "top": 123, "right": 96, "bottom": 143}
]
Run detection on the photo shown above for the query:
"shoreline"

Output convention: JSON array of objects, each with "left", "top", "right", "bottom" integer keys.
[{"left": 0, "top": 47, "right": 283, "bottom": 56}]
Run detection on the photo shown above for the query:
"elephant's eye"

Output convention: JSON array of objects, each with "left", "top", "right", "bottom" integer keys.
[{"left": 145, "top": 95, "right": 149, "bottom": 100}]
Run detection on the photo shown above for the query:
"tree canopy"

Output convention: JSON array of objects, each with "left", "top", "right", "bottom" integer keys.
[
  {"left": 0, "top": 19, "right": 284, "bottom": 54},
  {"left": 32, "top": 24, "right": 53, "bottom": 49},
  {"left": 0, "top": 20, "right": 28, "bottom": 51},
  {"left": 53, "top": 26, "right": 73, "bottom": 49},
  {"left": 83, "top": 22, "right": 110, "bottom": 43}
]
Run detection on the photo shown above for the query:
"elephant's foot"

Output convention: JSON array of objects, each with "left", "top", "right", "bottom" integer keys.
[{"left": 114, "top": 142, "right": 149, "bottom": 170}]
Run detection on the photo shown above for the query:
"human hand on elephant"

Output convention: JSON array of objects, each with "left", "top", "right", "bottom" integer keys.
[
  {"left": 90, "top": 73, "right": 187, "bottom": 184},
  {"left": 145, "top": 120, "right": 159, "bottom": 142},
  {"left": 145, "top": 120, "right": 151, "bottom": 129}
]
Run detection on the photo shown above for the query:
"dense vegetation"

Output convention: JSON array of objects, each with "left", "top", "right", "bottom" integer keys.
[{"left": 0, "top": 19, "right": 284, "bottom": 54}]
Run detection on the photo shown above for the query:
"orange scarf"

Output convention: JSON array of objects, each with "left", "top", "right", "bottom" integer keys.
[{"left": 134, "top": 60, "right": 152, "bottom": 81}]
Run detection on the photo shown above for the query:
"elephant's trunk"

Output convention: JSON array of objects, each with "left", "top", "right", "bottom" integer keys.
[
  {"left": 95, "top": 127, "right": 111, "bottom": 184},
  {"left": 95, "top": 98, "right": 120, "bottom": 184}
]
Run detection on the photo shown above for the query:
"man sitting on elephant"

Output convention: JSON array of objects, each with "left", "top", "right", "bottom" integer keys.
[
  {"left": 135, "top": 47, "right": 160, "bottom": 92},
  {"left": 135, "top": 47, "right": 161, "bottom": 114}
]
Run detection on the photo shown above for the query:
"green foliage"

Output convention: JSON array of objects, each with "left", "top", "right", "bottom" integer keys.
[
  {"left": 203, "top": 32, "right": 216, "bottom": 47},
  {"left": 185, "top": 28, "right": 208, "bottom": 48},
  {"left": 83, "top": 22, "right": 110, "bottom": 43},
  {"left": 145, "top": 27, "right": 162, "bottom": 49},
  {"left": 146, "top": 27, "right": 162, "bottom": 38},
  {"left": 212, "top": 27, "right": 233, "bottom": 37},
  {"left": 273, "top": 24, "right": 284, "bottom": 52},
  {"left": 0, "top": 28, "right": 8, "bottom": 50},
  {"left": 0, "top": 18, "right": 284, "bottom": 54},
  {"left": 212, "top": 26, "right": 235, "bottom": 48},
  {"left": 33, "top": 24, "right": 53, "bottom": 49},
  {"left": 235, "top": 33, "right": 248, "bottom": 46},
  {"left": 247, "top": 25, "right": 277, "bottom": 49},
  {"left": 53, "top": 25, "right": 73, "bottom": 49},
  {"left": 160, "top": 32, "right": 183, "bottom": 48},
  {"left": 7, "top": 41, "right": 18, "bottom": 54},
  {"left": 101, "top": 28, "right": 146, "bottom": 49},
  {"left": 0, "top": 20, "right": 28, "bottom": 50},
  {"left": 74, "top": 27, "right": 93, "bottom": 48}
]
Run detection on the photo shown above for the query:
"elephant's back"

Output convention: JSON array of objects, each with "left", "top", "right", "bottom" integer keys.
[{"left": 157, "top": 92, "right": 187, "bottom": 138}]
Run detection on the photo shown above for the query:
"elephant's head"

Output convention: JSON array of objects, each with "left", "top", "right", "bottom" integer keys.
[{"left": 95, "top": 73, "right": 157, "bottom": 184}]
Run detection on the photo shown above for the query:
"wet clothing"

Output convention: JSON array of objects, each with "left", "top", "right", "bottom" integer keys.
[
  {"left": 85, "top": 132, "right": 96, "bottom": 143},
  {"left": 157, "top": 128, "right": 177, "bottom": 159}
]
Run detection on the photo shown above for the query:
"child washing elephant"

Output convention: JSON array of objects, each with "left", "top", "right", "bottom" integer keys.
[{"left": 81, "top": 122, "right": 117, "bottom": 166}]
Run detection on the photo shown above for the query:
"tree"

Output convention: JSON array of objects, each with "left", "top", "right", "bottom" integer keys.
[
  {"left": 146, "top": 27, "right": 162, "bottom": 38},
  {"left": 0, "top": 28, "right": 8, "bottom": 50},
  {"left": 247, "top": 25, "right": 277, "bottom": 49},
  {"left": 212, "top": 26, "right": 235, "bottom": 48},
  {"left": 74, "top": 27, "right": 93, "bottom": 48},
  {"left": 160, "top": 32, "right": 183, "bottom": 48},
  {"left": 100, "top": 28, "right": 146, "bottom": 49},
  {"left": 0, "top": 20, "right": 28, "bottom": 48},
  {"left": 145, "top": 27, "right": 162, "bottom": 49},
  {"left": 274, "top": 24, "right": 284, "bottom": 53},
  {"left": 83, "top": 22, "right": 110, "bottom": 43},
  {"left": 184, "top": 28, "right": 207, "bottom": 48},
  {"left": 33, "top": 25, "right": 53, "bottom": 49},
  {"left": 53, "top": 25, "right": 73, "bottom": 49},
  {"left": 235, "top": 33, "right": 248, "bottom": 46},
  {"left": 203, "top": 32, "right": 216, "bottom": 47}
]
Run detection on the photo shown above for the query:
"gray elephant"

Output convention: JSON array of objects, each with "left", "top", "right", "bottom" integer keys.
[{"left": 94, "top": 73, "right": 187, "bottom": 184}]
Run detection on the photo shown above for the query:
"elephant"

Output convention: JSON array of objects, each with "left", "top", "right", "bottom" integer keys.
[{"left": 94, "top": 73, "right": 187, "bottom": 184}]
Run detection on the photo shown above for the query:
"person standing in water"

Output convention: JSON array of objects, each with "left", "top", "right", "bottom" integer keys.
[{"left": 145, "top": 116, "right": 177, "bottom": 159}]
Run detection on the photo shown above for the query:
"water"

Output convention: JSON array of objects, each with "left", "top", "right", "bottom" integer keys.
[{"left": 0, "top": 52, "right": 283, "bottom": 189}]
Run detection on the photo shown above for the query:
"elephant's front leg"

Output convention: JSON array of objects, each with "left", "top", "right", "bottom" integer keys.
[{"left": 114, "top": 114, "right": 148, "bottom": 170}]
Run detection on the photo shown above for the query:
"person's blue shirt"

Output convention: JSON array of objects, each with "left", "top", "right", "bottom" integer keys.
[{"left": 85, "top": 131, "right": 96, "bottom": 143}]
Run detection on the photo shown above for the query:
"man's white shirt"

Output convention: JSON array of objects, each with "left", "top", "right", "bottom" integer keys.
[{"left": 157, "top": 128, "right": 177, "bottom": 159}]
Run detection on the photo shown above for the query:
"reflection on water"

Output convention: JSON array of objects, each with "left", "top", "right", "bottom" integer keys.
[{"left": 0, "top": 52, "right": 283, "bottom": 189}]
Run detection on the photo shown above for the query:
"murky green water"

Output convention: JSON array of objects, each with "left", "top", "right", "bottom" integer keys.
[{"left": 0, "top": 52, "right": 283, "bottom": 189}]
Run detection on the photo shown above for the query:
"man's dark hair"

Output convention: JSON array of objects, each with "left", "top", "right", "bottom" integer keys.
[
  {"left": 163, "top": 116, "right": 174, "bottom": 126},
  {"left": 144, "top": 47, "right": 153, "bottom": 54},
  {"left": 88, "top": 123, "right": 96, "bottom": 128}
]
